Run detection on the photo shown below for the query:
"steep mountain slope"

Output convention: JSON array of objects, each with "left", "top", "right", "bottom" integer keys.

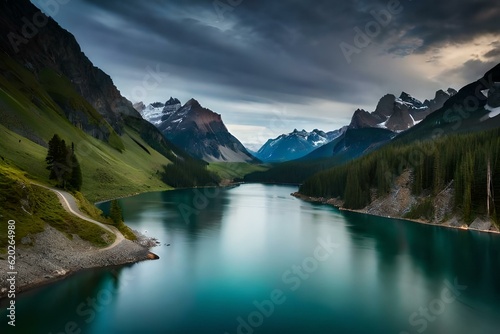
[
  {"left": 254, "top": 128, "right": 346, "bottom": 162},
  {"left": 0, "top": 0, "right": 214, "bottom": 201},
  {"left": 156, "top": 98, "right": 257, "bottom": 162},
  {"left": 395, "top": 64, "right": 500, "bottom": 143},
  {"left": 303, "top": 127, "right": 395, "bottom": 161},
  {"left": 349, "top": 89, "right": 456, "bottom": 132},
  {"left": 0, "top": 0, "right": 139, "bottom": 136}
]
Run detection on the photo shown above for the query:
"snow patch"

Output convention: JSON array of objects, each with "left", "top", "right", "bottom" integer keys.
[
  {"left": 485, "top": 104, "right": 500, "bottom": 119},
  {"left": 376, "top": 119, "right": 389, "bottom": 129},
  {"left": 204, "top": 145, "right": 253, "bottom": 163}
]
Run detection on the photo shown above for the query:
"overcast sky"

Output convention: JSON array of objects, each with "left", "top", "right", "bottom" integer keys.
[{"left": 32, "top": 0, "right": 500, "bottom": 149}]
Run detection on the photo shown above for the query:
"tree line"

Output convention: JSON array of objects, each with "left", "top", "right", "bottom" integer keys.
[
  {"left": 161, "top": 157, "right": 221, "bottom": 188},
  {"left": 299, "top": 128, "right": 500, "bottom": 224}
]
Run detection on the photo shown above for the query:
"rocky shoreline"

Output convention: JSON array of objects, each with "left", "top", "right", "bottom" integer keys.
[
  {"left": 0, "top": 226, "right": 158, "bottom": 299},
  {"left": 292, "top": 192, "right": 500, "bottom": 235}
]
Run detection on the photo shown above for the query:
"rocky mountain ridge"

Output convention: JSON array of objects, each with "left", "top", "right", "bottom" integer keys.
[
  {"left": 139, "top": 98, "right": 256, "bottom": 162},
  {"left": 350, "top": 89, "right": 457, "bottom": 132},
  {"left": 254, "top": 127, "right": 347, "bottom": 162}
]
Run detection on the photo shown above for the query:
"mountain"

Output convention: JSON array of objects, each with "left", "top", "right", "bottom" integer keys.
[
  {"left": 303, "top": 127, "right": 395, "bottom": 161},
  {"left": 254, "top": 128, "right": 346, "bottom": 162},
  {"left": 0, "top": 0, "right": 216, "bottom": 202},
  {"left": 134, "top": 97, "right": 182, "bottom": 125},
  {"left": 0, "top": 0, "right": 140, "bottom": 139},
  {"left": 396, "top": 65, "right": 500, "bottom": 143},
  {"left": 298, "top": 64, "right": 500, "bottom": 229},
  {"left": 153, "top": 98, "right": 257, "bottom": 162},
  {"left": 349, "top": 89, "right": 456, "bottom": 132}
]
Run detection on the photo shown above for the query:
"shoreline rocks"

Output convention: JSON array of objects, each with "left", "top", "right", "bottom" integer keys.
[
  {"left": 0, "top": 225, "right": 156, "bottom": 299},
  {"left": 291, "top": 192, "right": 498, "bottom": 234}
]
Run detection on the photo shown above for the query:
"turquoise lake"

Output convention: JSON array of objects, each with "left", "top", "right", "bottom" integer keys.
[{"left": 2, "top": 184, "right": 500, "bottom": 333}]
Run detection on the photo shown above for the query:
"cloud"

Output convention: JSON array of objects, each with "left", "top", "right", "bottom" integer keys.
[
  {"left": 32, "top": 0, "right": 500, "bottom": 146},
  {"left": 484, "top": 48, "right": 500, "bottom": 59}
]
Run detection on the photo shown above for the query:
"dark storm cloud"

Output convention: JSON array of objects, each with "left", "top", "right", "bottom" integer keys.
[
  {"left": 72, "top": 0, "right": 372, "bottom": 105},
  {"left": 378, "top": 0, "right": 500, "bottom": 54},
  {"left": 484, "top": 47, "right": 500, "bottom": 59},
  {"left": 39, "top": 0, "right": 500, "bottom": 112}
]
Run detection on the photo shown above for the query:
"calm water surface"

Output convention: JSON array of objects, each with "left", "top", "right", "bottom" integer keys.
[{"left": 2, "top": 184, "right": 500, "bottom": 333}]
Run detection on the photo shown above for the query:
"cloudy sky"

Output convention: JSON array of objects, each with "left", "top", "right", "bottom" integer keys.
[{"left": 32, "top": 0, "right": 500, "bottom": 149}]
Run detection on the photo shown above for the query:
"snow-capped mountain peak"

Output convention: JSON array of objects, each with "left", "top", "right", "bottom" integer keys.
[
  {"left": 350, "top": 88, "right": 456, "bottom": 132},
  {"left": 254, "top": 127, "right": 346, "bottom": 162},
  {"left": 134, "top": 97, "right": 182, "bottom": 125}
]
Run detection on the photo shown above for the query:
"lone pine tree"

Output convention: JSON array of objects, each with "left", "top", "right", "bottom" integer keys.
[{"left": 45, "top": 134, "right": 83, "bottom": 190}]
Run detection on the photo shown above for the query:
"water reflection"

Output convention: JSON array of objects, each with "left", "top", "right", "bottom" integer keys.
[
  {"left": 0, "top": 265, "right": 135, "bottom": 333},
  {"left": 2, "top": 185, "right": 500, "bottom": 334}
]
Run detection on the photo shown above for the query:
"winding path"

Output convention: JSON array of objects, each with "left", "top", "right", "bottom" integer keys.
[{"left": 33, "top": 183, "right": 125, "bottom": 250}]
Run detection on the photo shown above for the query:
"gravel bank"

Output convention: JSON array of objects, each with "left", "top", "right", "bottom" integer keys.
[{"left": 0, "top": 225, "right": 156, "bottom": 299}]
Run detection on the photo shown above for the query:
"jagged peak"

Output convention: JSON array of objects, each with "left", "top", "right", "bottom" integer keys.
[
  {"left": 435, "top": 89, "right": 449, "bottom": 97},
  {"left": 399, "top": 91, "right": 411, "bottom": 98},
  {"left": 354, "top": 108, "right": 370, "bottom": 115},
  {"left": 184, "top": 98, "right": 202, "bottom": 108},
  {"left": 150, "top": 102, "right": 165, "bottom": 108},
  {"left": 399, "top": 92, "right": 420, "bottom": 102},
  {"left": 166, "top": 97, "right": 181, "bottom": 105}
]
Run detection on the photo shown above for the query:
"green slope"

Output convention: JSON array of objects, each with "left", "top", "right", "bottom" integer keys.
[
  {"left": 0, "top": 160, "right": 115, "bottom": 250},
  {"left": 0, "top": 54, "right": 174, "bottom": 202}
]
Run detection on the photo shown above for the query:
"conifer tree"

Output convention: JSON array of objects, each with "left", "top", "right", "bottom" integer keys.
[
  {"left": 46, "top": 134, "right": 70, "bottom": 187},
  {"left": 46, "top": 135, "right": 83, "bottom": 190}
]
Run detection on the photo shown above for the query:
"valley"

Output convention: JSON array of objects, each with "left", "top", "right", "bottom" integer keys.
[{"left": 0, "top": 0, "right": 499, "bottom": 333}]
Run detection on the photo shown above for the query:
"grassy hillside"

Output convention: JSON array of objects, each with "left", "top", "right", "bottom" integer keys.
[
  {"left": 0, "top": 54, "right": 175, "bottom": 202},
  {"left": 0, "top": 160, "right": 115, "bottom": 251}
]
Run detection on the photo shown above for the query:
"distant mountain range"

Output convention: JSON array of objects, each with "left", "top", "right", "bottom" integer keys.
[
  {"left": 253, "top": 128, "right": 347, "bottom": 162},
  {"left": 136, "top": 99, "right": 256, "bottom": 163},
  {"left": 253, "top": 88, "right": 456, "bottom": 163},
  {"left": 245, "top": 65, "right": 500, "bottom": 186},
  {"left": 298, "top": 64, "right": 500, "bottom": 229}
]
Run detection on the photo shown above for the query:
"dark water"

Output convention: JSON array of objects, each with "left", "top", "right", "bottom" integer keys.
[{"left": 2, "top": 184, "right": 500, "bottom": 334}]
